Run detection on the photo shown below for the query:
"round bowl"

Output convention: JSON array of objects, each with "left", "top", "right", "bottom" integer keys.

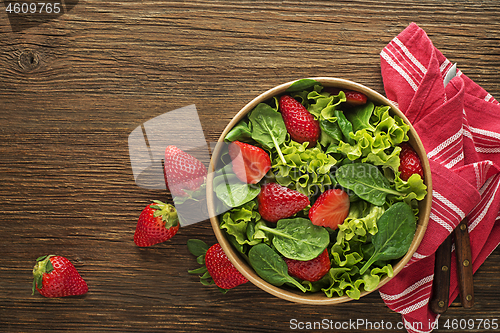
[{"left": 207, "top": 77, "right": 432, "bottom": 304}]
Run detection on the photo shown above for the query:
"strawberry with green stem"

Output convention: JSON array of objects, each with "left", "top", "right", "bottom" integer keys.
[
  {"left": 134, "top": 200, "right": 180, "bottom": 247},
  {"left": 187, "top": 239, "right": 248, "bottom": 292},
  {"left": 164, "top": 145, "right": 207, "bottom": 198},
  {"left": 32, "top": 255, "right": 88, "bottom": 298}
]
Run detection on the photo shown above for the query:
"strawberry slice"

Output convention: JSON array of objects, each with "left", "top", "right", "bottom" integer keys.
[
  {"left": 284, "top": 248, "right": 330, "bottom": 282},
  {"left": 258, "top": 183, "right": 310, "bottom": 223},
  {"left": 325, "top": 87, "right": 367, "bottom": 106},
  {"left": 279, "top": 95, "right": 320, "bottom": 147},
  {"left": 309, "top": 189, "right": 350, "bottom": 229},
  {"left": 228, "top": 141, "right": 271, "bottom": 184},
  {"left": 398, "top": 143, "right": 424, "bottom": 181}
]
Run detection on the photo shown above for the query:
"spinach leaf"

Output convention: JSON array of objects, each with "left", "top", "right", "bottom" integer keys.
[
  {"left": 213, "top": 166, "right": 261, "bottom": 208},
  {"left": 320, "top": 119, "right": 343, "bottom": 143},
  {"left": 334, "top": 110, "right": 355, "bottom": 145},
  {"left": 248, "top": 103, "right": 287, "bottom": 164},
  {"left": 187, "top": 239, "right": 209, "bottom": 257},
  {"left": 359, "top": 202, "right": 416, "bottom": 274},
  {"left": 345, "top": 101, "right": 376, "bottom": 133},
  {"left": 248, "top": 243, "right": 307, "bottom": 292},
  {"left": 225, "top": 120, "right": 253, "bottom": 142},
  {"left": 285, "top": 78, "right": 321, "bottom": 93},
  {"left": 336, "top": 163, "right": 401, "bottom": 206},
  {"left": 258, "top": 218, "right": 329, "bottom": 261},
  {"left": 215, "top": 177, "right": 260, "bottom": 208}
]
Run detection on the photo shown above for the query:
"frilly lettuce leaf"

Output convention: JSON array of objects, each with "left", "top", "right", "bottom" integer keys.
[
  {"left": 318, "top": 200, "right": 392, "bottom": 299},
  {"left": 324, "top": 101, "right": 410, "bottom": 174},
  {"left": 272, "top": 140, "right": 337, "bottom": 196},
  {"left": 387, "top": 173, "right": 427, "bottom": 214},
  {"left": 338, "top": 201, "right": 385, "bottom": 242},
  {"left": 307, "top": 90, "right": 346, "bottom": 122},
  {"left": 372, "top": 105, "right": 410, "bottom": 146},
  {"left": 321, "top": 265, "right": 393, "bottom": 299},
  {"left": 220, "top": 200, "right": 270, "bottom": 253},
  {"left": 394, "top": 173, "right": 427, "bottom": 201}
]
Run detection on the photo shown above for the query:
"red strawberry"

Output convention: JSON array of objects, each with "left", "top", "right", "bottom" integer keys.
[
  {"left": 284, "top": 248, "right": 330, "bottom": 282},
  {"left": 399, "top": 143, "right": 424, "bottom": 181},
  {"left": 326, "top": 87, "right": 368, "bottom": 106},
  {"left": 228, "top": 141, "right": 271, "bottom": 184},
  {"left": 134, "top": 200, "right": 180, "bottom": 247},
  {"left": 279, "top": 95, "right": 320, "bottom": 147},
  {"left": 164, "top": 145, "right": 207, "bottom": 197},
  {"left": 258, "top": 183, "right": 310, "bottom": 223},
  {"left": 309, "top": 189, "right": 350, "bottom": 230},
  {"left": 205, "top": 243, "right": 248, "bottom": 289},
  {"left": 32, "top": 255, "right": 88, "bottom": 298}
]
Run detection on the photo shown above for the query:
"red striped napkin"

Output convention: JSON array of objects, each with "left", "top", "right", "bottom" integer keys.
[{"left": 378, "top": 22, "right": 500, "bottom": 332}]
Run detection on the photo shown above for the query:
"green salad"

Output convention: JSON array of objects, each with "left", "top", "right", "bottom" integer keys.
[{"left": 212, "top": 79, "right": 427, "bottom": 299}]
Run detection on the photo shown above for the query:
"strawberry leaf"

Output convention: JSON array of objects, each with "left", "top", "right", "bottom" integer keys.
[
  {"left": 45, "top": 260, "right": 54, "bottom": 274},
  {"left": 188, "top": 266, "right": 208, "bottom": 274},
  {"left": 149, "top": 200, "right": 179, "bottom": 229},
  {"left": 187, "top": 239, "right": 209, "bottom": 257}
]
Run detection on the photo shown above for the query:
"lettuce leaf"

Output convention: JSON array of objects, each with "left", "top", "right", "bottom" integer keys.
[
  {"left": 272, "top": 140, "right": 337, "bottom": 196},
  {"left": 319, "top": 200, "right": 393, "bottom": 299},
  {"left": 220, "top": 200, "right": 270, "bottom": 252},
  {"left": 322, "top": 100, "right": 411, "bottom": 175}
]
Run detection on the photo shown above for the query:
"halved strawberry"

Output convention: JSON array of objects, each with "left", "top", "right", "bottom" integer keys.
[
  {"left": 398, "top": 143, "right": 424, "bottom": 181},
  {"left": 228, "top": 141, "right": 271, "bottom": 184},
  {"left": 258, "top": 183, "right": 310, "bottom": 223},
  {"left": 309, "top": 189, "right": 350, "bottom": 229},
  {"left": 284, "top": 248, "right": 330, "bottom": 282},
  {"left": 279, "top": 95, "right": 320, "bottom": 147},
  {"left": 325, "top": 87, "right": 367, "bottom": 106}
]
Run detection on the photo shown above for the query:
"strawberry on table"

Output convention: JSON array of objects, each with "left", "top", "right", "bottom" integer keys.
[
  {"left": 279, "top": 95, "right": 320, "bottom": 147},
  {"left": 398, "top": 143, "right": 424, "bottom": 181},
  {"left": 134, "top": 200, "right": 180, "bottom": 247},
  {"left": 309, "top": 189, "right": 350, "bottom": 230},
  {"left": 258, "top": 182, "right": 310, "bottom": 223},
  {"left": 188, "top": 239, "right": 248, "bottom": 291},
  {"left": 284, "top": 248, "right": 331, "bottom": 282},
  {"left": 228, "top": 141, "right": 271, "bottom": 184},
  {"left": 325, "top": 87, "right": 368, "bottom": 106},
  {"left": 32, "top": 255, "right": 88, "bottom": 298},
  {"left": 164, "top": 145, "right": 207, "bottom": 197}
]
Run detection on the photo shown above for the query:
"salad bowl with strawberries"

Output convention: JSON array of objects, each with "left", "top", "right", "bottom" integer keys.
[{"left": 207, "top": 78, "right": 432, "bottom": 304}]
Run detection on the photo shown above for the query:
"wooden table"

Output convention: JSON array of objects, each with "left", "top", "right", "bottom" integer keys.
[{"left": 1, "top": 1, "right": 499, "bottom": 332}]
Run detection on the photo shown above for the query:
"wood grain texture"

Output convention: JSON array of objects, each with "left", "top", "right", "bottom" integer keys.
[{"left": 1, "top": 1, "right": 499, "bottom": 332}]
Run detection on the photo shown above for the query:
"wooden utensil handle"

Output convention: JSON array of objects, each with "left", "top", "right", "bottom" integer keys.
[
  {"left": 430, "top": 234, "right": 453, "bottom": 314},
  {"left": 455, "top": 218, "right": 474, "bottom": 309}
]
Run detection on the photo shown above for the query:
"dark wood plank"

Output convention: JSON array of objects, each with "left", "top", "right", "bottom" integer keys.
[{"left": 1, "top": 1, "right": 500, "bottom": 332}]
